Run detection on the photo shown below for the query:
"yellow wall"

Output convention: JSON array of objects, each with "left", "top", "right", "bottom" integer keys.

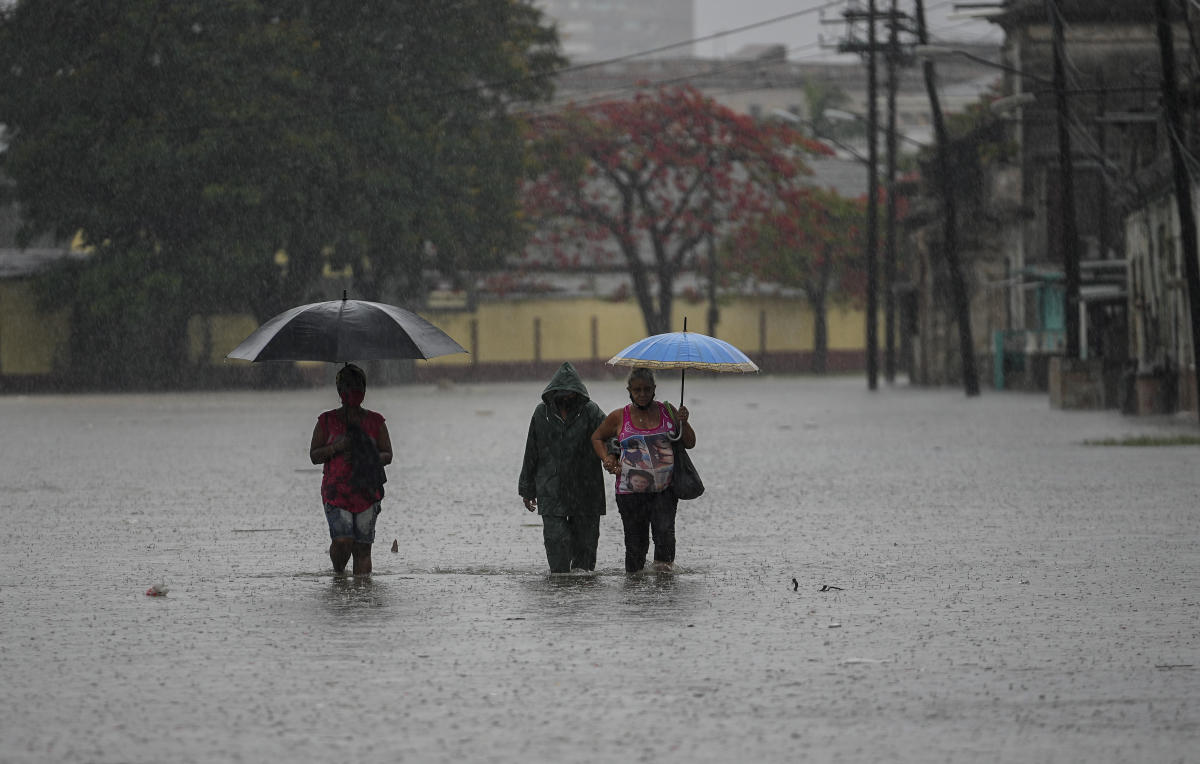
[
  {"left": 428, "top": 298, "right": 667, "bottom": 366},
  {"left": 712, "top": 297, "right": 866, "bottom": 355},
  {"left": 0, "top": 282, "right": 70, "bottom": 375},
  {"left": 188, "top": 314, "right": 262, "bottom": 365},
  {"left": 421, "top": 295, "right": 866, "bottom": 367},
  {"left": 1, "top": 288, "right": 870, "bottom": 378}
]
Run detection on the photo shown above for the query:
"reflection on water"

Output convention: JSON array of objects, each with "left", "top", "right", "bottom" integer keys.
[
  {"left": 543, "top": 571, "right": 603, "bottom": 591},
  {"left": 3, "top": 381, "right": 1196, "bottom": 763},
  {"left": 618, "top": 569, "right": 696, "bottom": 622},
  {"left": 317, "top": 573, "right": 393, "bottom": 617},
  {"left": 510, "top": 567, "right": 701, "bottom": 629},
  {"left": 620, "top": 569, "right": 680, "bottom": 595}
]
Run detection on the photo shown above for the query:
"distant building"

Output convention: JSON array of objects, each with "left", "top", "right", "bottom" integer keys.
[
  {"left": 533, "top": 0, "right": 693, "bottom": 61},
  {"left": 546, "top": 42, "right": 1003, "bottom": 153}
]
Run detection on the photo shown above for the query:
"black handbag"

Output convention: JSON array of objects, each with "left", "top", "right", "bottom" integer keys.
[{"left": 665, "top": 403, "right": 703, "bottom": 500}]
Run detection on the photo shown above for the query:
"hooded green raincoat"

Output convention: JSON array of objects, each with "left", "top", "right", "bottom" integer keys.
[{"left": 518, "top": 362, "right": 607, "bottom": 518}]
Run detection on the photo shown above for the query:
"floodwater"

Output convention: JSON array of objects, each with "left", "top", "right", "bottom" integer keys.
[{"left": 1, "top": 375, "right": 1197, "bottom": 763}]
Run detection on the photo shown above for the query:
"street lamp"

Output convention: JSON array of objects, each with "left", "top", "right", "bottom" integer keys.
[
  {"left": 989, "top": 92, "right": 1037, "bottom": 115},
  {"left": 912, "top": 44, "right": 1051, "bottom": 84},
  {"left": 771, "top": 108, "right": 871, "bottom": 163}
]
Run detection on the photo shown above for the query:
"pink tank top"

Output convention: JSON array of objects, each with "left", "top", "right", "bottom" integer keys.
[
  {"left": 615, "top": 402, "right": 677, "bottom": 495},
  {"left": 319, "top": 409, "right": 385, "bottom": 512}
]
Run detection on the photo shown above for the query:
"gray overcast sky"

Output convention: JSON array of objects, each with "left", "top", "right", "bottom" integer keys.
[{"left": 692, "top": 0, "right": 1002, "bottom": 61}]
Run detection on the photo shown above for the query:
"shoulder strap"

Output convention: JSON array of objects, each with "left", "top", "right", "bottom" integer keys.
[{"left": 661, "top": 401, "right": 683, "bottom": 441}]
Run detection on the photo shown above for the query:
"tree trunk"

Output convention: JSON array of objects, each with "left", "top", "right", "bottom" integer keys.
[
  {"left": 808, "top": 250, "right": 832, "bottom": 374},
  {"left": 651, "top": 266, "right": 676, "bottom": 336},
  {"left": 924, "top": 61, "right": 980, "bottom": 396}
]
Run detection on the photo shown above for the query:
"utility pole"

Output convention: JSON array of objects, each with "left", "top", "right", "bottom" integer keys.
[
  {"left": 867, "top": 0, "right": 879, "bottom": 391},
  {"left": 1154, "top": 0, "right": 1200, "bottom": 421},
  {"left": 840, "top": 1, "right": 915, "bottom": 389},
  {"left": 841, "top": 0, "right": 881, "bottom": 390},
  {"left": 1048, "top": 0, "right": 1082, "bottom": 359},
  {"left": 884, "top": 0, "right": 900, "bottom": 384},
  {"left": 840, "top": 1, "right": 878, "bottom": 386},
  {"left": 915, "top": 0, "right": 979, "bottom": 396}
]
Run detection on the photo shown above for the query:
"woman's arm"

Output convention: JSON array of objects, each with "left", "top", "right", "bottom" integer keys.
[
  {"left": 309, "top": 417, "right": 345, "bottom": 464},
  {"left": 375, "top": 421, "right": 393, "bottom": 466},
  {"left": 676, "top": 405, "right": 696, "bottom": 449},
  {"left": 591, "top": 410, "right": 622, "bottom": 475}
]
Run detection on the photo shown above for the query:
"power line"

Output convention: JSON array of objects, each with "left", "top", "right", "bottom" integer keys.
[
  {"left": 41, "top": 1, "right": 1005, "bottom": 136},
  {"left": 113, "top": 4, "right": 853, "bottom": 134},
  {"left": 557, "top": 0, "right": 846, "bottom": 72},
  {"left": 533, "top": 41, "right": 827, "bottom": 113},
  {"left": 536, "top": 7, "right": 1007, "bottom": 115}
]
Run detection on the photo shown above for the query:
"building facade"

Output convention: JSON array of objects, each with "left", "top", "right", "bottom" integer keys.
[
  {"left": 533, "top": 0, "right": 693, "bottom": 62},
  {"left": 898, "top": 0, "right": 1199, "bottom": 414}
]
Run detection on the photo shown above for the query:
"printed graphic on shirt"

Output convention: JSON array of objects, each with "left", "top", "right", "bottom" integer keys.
[{"left": 618, "top": 432, "right": 675, "bottom": 493}]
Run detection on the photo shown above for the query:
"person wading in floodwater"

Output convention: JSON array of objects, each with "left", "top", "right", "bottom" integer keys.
[
  {"left": 519, "top": 362, "right": 608, "bottom": 573},
  {"left": 309, "top": 364, "right": 392, "bottom": 575},
  {"left": 591, "top": 367, "right": 696, "bottom": 573}
]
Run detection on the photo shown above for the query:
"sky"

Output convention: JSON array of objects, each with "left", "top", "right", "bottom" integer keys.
[{"left": 692, "top": 0, "right": 1003, "bottom": 61}]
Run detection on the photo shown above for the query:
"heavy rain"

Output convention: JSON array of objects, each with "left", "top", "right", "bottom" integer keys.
[
  {"left": 1, "top": 377, "right": 1198, "bottom": 762},
  {"left": 2, "top": 1, "right": 1200, "bottom": 762}
]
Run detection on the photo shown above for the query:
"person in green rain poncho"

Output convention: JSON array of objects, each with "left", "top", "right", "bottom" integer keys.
[{"left": 518, "top": 362, "right": 608, "bottom": 573}]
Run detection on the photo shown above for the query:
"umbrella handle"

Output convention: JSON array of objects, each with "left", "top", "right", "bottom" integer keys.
[{"left": 680, "top": 316, "right": 687, "bottom": 406}]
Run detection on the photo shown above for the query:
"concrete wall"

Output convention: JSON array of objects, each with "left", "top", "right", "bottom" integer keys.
[
  {"left": 0, "top": 281, "right": 70, "bottom": 375},
  {"left": 1123, "top": 187, "right": 1198, "bottom": 414},
  {"left": 1, "top": 285, "right": 873, "bottom": 387}
]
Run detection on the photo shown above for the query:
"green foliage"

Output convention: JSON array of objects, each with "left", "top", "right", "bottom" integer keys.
[
  {"left": 932, "top": 85, "right": 1016, "bottom": 168},
  {"left": 35, "top": 247, "right": 191, "bottom": 387},
  {"left": 801, "top": 79, "right": 866, "bottom": 144},
  {"left": 0, "top": 0, "right": 562, "bottom": 388}
]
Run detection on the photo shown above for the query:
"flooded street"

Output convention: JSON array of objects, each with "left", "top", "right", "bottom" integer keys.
[{"left": 2, "top": 375, "right": 1198, "bottom": 763}]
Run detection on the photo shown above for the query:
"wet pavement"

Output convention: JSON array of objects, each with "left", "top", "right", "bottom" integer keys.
[{"left": 1, "top": 375, "right": 1197, "bottom": 763}]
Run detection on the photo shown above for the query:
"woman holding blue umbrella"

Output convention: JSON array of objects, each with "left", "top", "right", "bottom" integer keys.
[{"left": 591, "top": 367, "right": 696, "bottom": 573}]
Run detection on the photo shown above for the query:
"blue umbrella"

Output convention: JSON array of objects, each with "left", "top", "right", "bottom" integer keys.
[{"left": 606, "top": 318, "right": 758, "bottom": 404}]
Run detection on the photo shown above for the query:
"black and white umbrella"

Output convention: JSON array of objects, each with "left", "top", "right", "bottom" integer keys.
[{"left": 227, "top": 292, "right": 466, "bottom": 363}]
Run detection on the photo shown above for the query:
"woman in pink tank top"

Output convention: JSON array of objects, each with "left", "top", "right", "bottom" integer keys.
[
  {"left": 591, "top": 367, "right": 697, "bottom": 572},
  {"left": 308, "top": 364, "right": 393, "bottom": 576}
]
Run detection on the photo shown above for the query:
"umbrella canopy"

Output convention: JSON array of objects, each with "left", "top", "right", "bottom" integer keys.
[
  {"left": 606, "top": 323, "right": 758, "bottom": 404},
  {"left": 226, "top": 295, "right": 466, "bottom": 363},
  {"left": 607, "top": 332, "right": 759, "bottom": 373}
]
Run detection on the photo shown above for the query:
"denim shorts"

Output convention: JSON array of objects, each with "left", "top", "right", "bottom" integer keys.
[{"left": 324, "top": 503, "right": 381, "bottom": 544}]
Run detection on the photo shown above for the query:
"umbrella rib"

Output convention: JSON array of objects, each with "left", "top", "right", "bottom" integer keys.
[
  {"left": 227, "top": 296, "right": 467, "bottom": 363},
  {"left": 606, "top": 330, "right": 759, "bottom": 373},
  {"left": 334, "top": 299, "right": 349, "bottom": 362}
]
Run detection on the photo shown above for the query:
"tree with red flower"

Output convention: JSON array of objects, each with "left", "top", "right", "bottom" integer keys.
[{"left": 523, "top": 86, "right": 830, "bottom": 336}]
